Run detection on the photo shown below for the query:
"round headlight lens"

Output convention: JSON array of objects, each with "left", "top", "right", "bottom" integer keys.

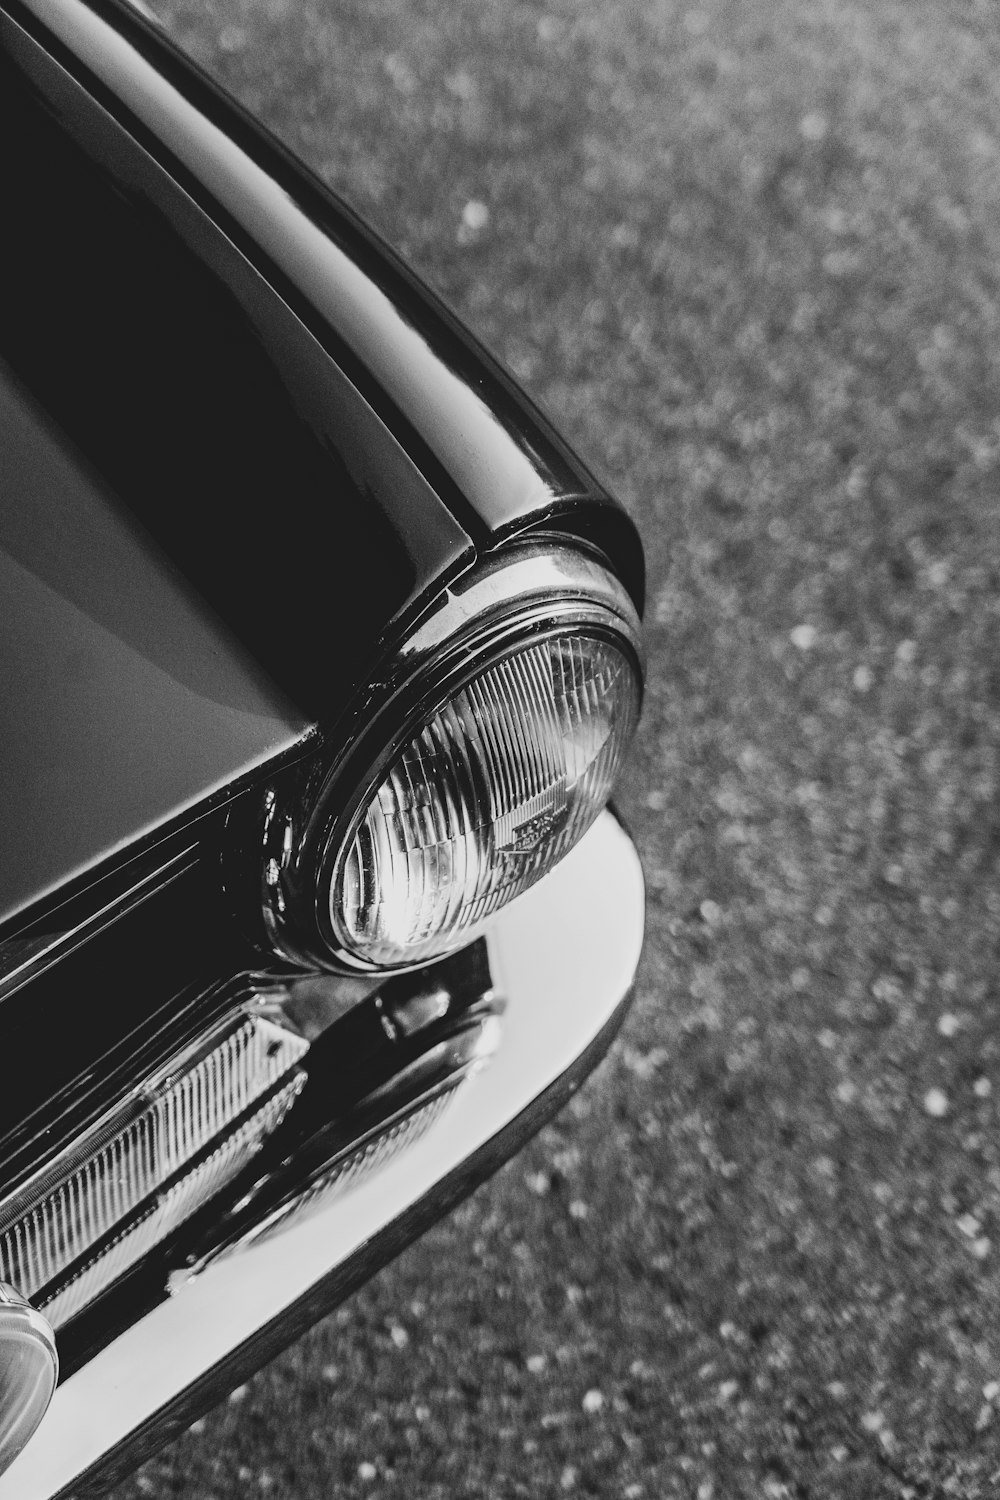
[{"left": 328, "top": 630, "right": 640, "bottom": 968}]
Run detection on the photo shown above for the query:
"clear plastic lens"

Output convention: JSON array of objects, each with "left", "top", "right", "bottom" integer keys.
[{"left": 330, "top": 632, "right": 640, "bottom": 967}]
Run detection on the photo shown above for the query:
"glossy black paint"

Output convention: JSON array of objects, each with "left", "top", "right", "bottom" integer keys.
[
  {"left": 8, "top": 0, "right": 644, "bottom": 609},
  {"left": 0, "top": 7, "right": 473, "bottom": 700},
  {"left": 0, "top": 363, "right": 313, "bottom": 928}
]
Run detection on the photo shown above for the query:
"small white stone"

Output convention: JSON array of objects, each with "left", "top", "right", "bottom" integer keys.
[
  {"left": 895, "top": 638, "right": 917, "bottom": 666},
  {"left": 569, "top": 1200, "right": 589, "bottom": 1220},
  {"left": 582, "top": 1388, "right": 604, "bottom": 1414},
  {"left": 389, "top": 1323, "right": 409, "bottom": 1349},
  {"left": 525, "top": 1171, "right": 551, "bottom": 1196},
  {"left": 527, "top": 1354, "right": 547, "bottom": 1374},
  {"left": 924, "top": 1087, "right": 949, "bottom": 1117},
  {"left": 718, "top": 1379, "right": 739, "bottom": 1402},
  {"left": 853, "top": 664, "right": 873, "bottom": 692},
  {"left": 456, "top": 200, "right": 490, "bottom": 245},
  {"left": 972, "top": 1237, "right": 992, "bottom": 1259},
  {"left": 974, "top": 1077, "right": 992, "bottom": 1098},
  {"left": 790, "top": 623, "right": 817, "bottom": 651},
  {"left": 621, "top": 1044, "right": 670, "bottom": 1078},
  {"left": 983, "top": 1380, "right": 1000, "bottom": 1401},
  {"left": 228, "top": 1384, "right": 249, "bottom": 1405},
  {"left": 357, "top": 1462, "right": 377, "bottom": 1482},
  {"left": 461, "top": 199, "right": 489, "bottom": 232},
  {"left": 938, "top": 1013, "right": 960, "bottom": 1037},
  {"left": 861, "top": 1410, "right": 885, "bottom": 1433},
  {"left": 799, "top": 112, "right": 828, "bottom": 141}
]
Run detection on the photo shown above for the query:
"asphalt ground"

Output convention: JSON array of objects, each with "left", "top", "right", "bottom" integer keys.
[{"left": 108, "top": 1, "right": 1000, "bottom": 1496}]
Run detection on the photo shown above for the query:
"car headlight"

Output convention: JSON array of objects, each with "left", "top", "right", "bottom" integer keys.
[{"left": 262, "top": 543, "right": 643, "bottom": 972}]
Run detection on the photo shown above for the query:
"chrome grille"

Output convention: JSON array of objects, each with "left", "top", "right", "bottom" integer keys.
[
  {"left": 39, "top": 1076, "right": 303, "bottom": 1330},
  {"left": 0, "top": 1010, "right": 308, "bottom": 1323}
]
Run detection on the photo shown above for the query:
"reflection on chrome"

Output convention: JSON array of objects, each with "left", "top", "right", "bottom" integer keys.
[{"left": 172, "top": 978, "right": 503, "bottom": 1281}]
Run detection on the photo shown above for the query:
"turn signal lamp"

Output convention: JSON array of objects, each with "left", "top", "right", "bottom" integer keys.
[
  {"left": 0, "top": 1285, "right": 57, "bottom": 1479},
  {"left": 264, "top": 544, "right": 643, "bottom": 972}
]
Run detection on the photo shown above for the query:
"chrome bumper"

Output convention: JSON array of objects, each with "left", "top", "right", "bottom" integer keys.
[{"left": 1, "top": 811, "right": 644, "bottom": 1500}]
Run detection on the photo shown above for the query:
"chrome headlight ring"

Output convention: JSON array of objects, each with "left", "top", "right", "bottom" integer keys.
[{"left": 260, "top": 542, "right": 644, "bottom": 974}]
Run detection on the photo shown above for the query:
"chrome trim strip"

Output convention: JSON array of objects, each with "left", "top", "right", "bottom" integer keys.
[
  {"left": 0, "top": 811, "right": 643, "bottom": 1500},
  {"left": 0, "top": 845, "right": 198, "bottom": 998}
]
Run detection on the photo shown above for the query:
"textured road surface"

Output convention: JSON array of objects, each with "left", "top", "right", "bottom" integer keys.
[{"left": 109, "top": 1, "right": 1000, "bottom": 1495}]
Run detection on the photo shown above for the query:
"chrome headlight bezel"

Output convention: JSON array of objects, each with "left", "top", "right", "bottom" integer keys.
[{"left": 260, "top": 542, "right": 644, "bottom": 974}]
